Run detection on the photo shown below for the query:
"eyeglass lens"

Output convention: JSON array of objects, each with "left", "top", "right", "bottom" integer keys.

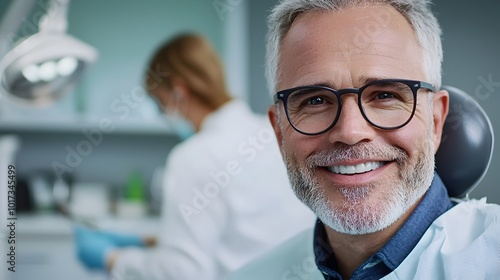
[{"left": 285, "top": 81, "right": 415, "bottom": 134}]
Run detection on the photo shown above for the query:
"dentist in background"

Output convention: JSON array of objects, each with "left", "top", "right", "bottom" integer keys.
[{"left": 74, "top": 33, "right": 315, "bottom": 279}]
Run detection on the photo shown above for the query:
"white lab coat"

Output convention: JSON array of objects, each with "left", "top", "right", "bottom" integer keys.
[
  {"left": 226, "top": 198, "right": 500, "bottom": 280},
  {"left": 110, "top": 100, "right": 316, "bottom": 280}
]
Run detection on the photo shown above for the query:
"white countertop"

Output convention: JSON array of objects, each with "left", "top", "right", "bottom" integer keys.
[{"left": 15, "top": 213, "right": 161, "bottom": 237}]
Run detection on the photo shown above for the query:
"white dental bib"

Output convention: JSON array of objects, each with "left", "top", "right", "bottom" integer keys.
[
  {"left": 383, "top": 198, "right": 500, "bottom": 279},
  {"left": 226, "top": 198, "right": 500, "bottom": 280}
]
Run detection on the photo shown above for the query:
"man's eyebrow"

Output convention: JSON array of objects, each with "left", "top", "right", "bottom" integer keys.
[
  {"left": 296, "top": 76, "right": 394, "bottom": 90},
  {"left": 359, "top": 75, "right": 394, "bottom": 85}
]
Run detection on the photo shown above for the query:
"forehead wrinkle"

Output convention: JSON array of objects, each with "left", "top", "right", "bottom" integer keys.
[{"left": 278, "top": 50, "right": 346, "bottom": 90}]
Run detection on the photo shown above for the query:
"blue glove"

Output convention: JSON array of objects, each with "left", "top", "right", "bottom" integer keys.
[{"left": 74, "top": 226, "right": 145, "bottom": 270}]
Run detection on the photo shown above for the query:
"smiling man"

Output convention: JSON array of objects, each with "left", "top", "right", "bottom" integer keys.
[{"left": 227, "top": 0, "right": 500, "bottom": 279}]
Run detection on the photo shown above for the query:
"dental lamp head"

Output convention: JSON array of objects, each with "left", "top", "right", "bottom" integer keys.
[
  {"left": 0, "top": 33, "right": 97, "bottom": 106},
  {"left": 0, "top": 0, "right": 98, "bottom": 106}
]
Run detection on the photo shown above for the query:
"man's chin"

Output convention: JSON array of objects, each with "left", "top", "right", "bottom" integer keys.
[{"left": 313, "top": 195, "right": 406, "bottom": 235}]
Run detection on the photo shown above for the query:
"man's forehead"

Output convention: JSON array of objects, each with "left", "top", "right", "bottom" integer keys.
[
  {"left": 277, "top": 5, "right": 424, "bottom": 89},
  {"left": 287, "top": 4, "right": 400, "bottom": 38},
  {"left": 281, "top": 5, "right": 414, "bottom": 57}
]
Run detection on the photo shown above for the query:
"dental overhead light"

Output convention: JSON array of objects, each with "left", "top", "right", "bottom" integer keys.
[{"left": 0, "top": 0, "right": 98, "bottom": 106}]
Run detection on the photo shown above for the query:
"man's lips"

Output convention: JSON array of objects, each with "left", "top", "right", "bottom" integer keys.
[{"left": 325, "top": 161, "right": 387, "bottom": 175}]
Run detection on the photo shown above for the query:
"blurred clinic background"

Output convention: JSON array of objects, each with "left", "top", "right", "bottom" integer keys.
[{"left": 0, "top": 0, "right": 498, "bottom": 279}]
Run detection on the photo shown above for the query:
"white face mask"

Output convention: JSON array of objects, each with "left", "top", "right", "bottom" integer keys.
[
  {"left": 162, "top": 88, "right": 195, "bottom": 141},
  {"left": 165, "top": 110, "right": 195, "bottom": 140}
]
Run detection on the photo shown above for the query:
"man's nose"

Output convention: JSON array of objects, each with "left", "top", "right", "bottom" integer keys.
[{"left": 327, "top": 96, "right": 376, "bottom": 145}]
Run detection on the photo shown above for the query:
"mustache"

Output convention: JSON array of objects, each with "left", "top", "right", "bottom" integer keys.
[{"left": 305, "top": 142, "right": 407, "bottom": 168}]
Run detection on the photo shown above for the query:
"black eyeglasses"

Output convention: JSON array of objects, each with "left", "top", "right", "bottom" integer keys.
[{"left": 274, "top": 79, "right": 434, "bottom": 135}]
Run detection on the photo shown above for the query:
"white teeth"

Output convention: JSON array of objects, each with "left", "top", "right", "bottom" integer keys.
[{"left": 327, "top": 162, "right": 383, "bottom": 174}]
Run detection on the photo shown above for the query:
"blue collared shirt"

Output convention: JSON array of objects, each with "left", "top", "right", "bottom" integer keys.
[{"left": 313, "top": 173, "right": 454, "bottom": 280}]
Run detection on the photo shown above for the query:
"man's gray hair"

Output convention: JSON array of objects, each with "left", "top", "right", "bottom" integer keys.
[{"left": 266, "top": 0, "right": 443, "bottom": 96}]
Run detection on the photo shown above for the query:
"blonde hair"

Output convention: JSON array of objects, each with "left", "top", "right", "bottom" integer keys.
[{"left": 145, "top": 33, "right": 231, "bottom": 109}]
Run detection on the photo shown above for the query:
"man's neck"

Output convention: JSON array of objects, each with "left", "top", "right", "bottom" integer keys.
[{"left": 325, "top": 201, "right": 420, "bottom": 279}]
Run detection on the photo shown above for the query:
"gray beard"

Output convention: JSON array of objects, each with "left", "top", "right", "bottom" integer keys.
[{"left": 283, "top": 140, "right": 435, "bottom": 235}]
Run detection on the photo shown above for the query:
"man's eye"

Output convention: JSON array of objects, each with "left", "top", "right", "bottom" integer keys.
[
  {"left": 308, "top": 97, "right": 325, "bottom": 105},
  {"left": 376, "top": 92, "right": 397, "bottom": 100}
]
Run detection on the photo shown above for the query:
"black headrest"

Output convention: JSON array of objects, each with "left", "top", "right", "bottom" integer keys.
[{"left": 435, "top": 86, "right": 494, "bottom": 198}]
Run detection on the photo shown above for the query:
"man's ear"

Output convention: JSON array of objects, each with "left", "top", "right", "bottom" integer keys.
[
  {"left": 432, "top": 89, "right": 449, "bottom": 153},
  {"left": 268, "top": 105, "right": 283, "bottom": 146}
]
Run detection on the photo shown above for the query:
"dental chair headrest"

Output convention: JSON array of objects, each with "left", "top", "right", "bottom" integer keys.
[{"left": 435, "top": 86, "right": 494, "bottom": 198}]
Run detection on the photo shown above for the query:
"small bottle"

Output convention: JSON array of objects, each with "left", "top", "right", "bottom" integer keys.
[{"left": 116, "top": 171, "right": 148, "bottom": 218}]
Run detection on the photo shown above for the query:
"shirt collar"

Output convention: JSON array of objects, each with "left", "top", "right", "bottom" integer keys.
[{"left": 313, "top": 173, "right": 453, "bottom": 279}]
